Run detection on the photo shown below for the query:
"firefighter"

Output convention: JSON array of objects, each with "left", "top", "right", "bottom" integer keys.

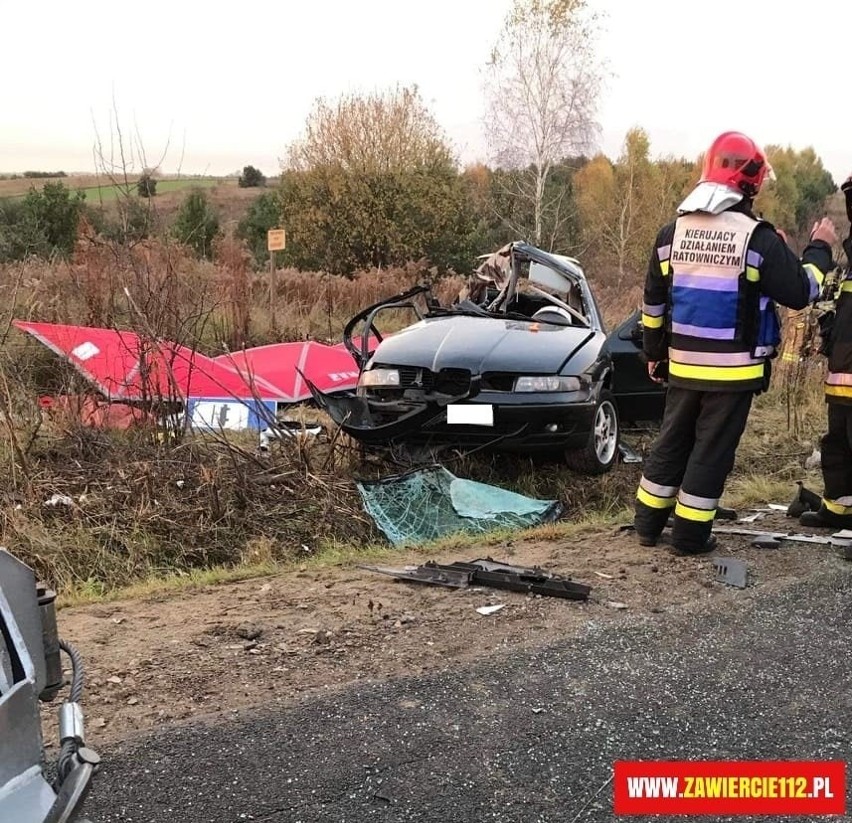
[
  {"left": 800, "top": 174, "right": 852, "bottom": 529},
  {"left": 634, "top": 131, "right": 837, "bottom": 554}
]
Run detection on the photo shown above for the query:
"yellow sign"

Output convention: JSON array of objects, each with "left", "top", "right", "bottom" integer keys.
[{"left": 267, "top": 229, "right": 286, "bottom": 252}]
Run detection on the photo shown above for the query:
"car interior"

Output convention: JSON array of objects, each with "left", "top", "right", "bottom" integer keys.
[
  {"left": 507, "top": 259, "right": 590, "bottom": 326},
  {"left": 456, "top": 244, "right": 593, "bottom": 328}
]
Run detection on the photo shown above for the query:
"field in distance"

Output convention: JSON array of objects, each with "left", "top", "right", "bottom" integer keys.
[{"left": 0, "top": 173, "right": 232, "bottom": 202}]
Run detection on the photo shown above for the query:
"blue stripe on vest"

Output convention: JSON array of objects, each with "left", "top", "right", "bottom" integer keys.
[
  {"left": 756, "top": 300, "right": 781, "bottom": 348},
  {"left": 671, "top": 286, "right": 739, "bottom": 331}
]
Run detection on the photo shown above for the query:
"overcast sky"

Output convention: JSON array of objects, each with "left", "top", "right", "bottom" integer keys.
[{"left": 2, "top": 0, "right": 850, "bottom": 184}]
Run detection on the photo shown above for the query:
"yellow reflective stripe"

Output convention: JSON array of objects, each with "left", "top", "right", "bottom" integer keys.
[
  {"left": 824, "top": 498, "right": 852, "bottom": 516},
  {"left": 641, "top": 313, "right": 664, "bottom": 329},
  {"left": 659, "top": 260, "right": 670, "bottom": 276},
  {"left": 675, "top": 501, "right": 716, "bottom": 522},
  {"left": 841, "top": 280, "right": 852, "bottom": 294},
  {"left": 746, "top": 265, "right": 760, "bottom": 282},
  {"left": 637, "top": 487, "right": 676, "bottom": 509},
  {"left": 804, "top": 263, "right": 825, "bottom": 287},
  {"left": 825, "top": 384, "right": 852, "bottom": 398},
  {"left": 669, "top": 361, "right": 764, "bottom": 382}
]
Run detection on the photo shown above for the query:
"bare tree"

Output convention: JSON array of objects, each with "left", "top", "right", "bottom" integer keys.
[
  {"left": 483, "top": 0, "right": 604, "bottom": 247},
  {"left": 89, "top": 96, "right": 176, "bottom": 248}
]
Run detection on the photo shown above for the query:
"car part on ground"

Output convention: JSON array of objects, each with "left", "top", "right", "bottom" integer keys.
[
  {"left": 713, "top": 557, "right": 748, "bottom": 588},
  {"left": 306, "top": 242, "right": 666, "bottom": 474},
  {"left": 617, "top": 440, "right": 643, "bottom": 464},
  {"left": 358, "top": 557, "right": 591, "bottom": 601},
  {"left": 0, "top": 550, "right": 99, "bottom": 823},
  {"left": 751, "top": 535, "right": 784, "bottom": 549},
  {"left": 710, "top": 527, "right": 852, "bottom": 550}
]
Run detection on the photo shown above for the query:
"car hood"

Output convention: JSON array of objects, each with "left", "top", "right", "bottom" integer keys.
[{"left": 368, "top": 315, "right": 597, "bottom": 375}]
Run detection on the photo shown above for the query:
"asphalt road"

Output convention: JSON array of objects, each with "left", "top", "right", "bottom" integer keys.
[{"left": 82, "top": 564, "right": 852, "bottom": 823}]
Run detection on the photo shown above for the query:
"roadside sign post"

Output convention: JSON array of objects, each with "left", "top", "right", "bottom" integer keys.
[{"left": 267, "top": 229, "right": 286, "bottom": 331}]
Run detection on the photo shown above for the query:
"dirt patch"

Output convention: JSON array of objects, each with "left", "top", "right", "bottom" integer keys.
[{"left": 44, "top": 512, "right": 850, "bottom": 749}]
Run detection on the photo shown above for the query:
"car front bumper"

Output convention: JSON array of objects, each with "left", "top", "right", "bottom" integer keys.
[
  {"left": 319, "top": 387, "right": 600, "bottom": 452},
  {"left": 414, "top": 394, "right": 598, "bottom": 451}
]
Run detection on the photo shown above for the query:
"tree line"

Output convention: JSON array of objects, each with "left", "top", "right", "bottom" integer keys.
[
  {"left": 234, "top": 87, "right": 835, "bottom": 282},
  {"left": 0, "top": 0, "right": 837, "bottom": 285}
]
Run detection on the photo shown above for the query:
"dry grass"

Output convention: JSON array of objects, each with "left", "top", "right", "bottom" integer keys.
[
  {"left": 0, "top": 234, "right": 466, "bottom": 352},
  {"left": 593, "top": 281, "right": 644, "bottom": 329},
  {"left": 139, "top": 183, "right": 261, "bottom": 226},
  {"left": 1, "top": 427, "right": 380, "bottom": 593}
]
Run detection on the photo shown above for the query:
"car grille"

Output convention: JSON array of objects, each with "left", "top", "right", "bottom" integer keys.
[
  {"left": 480, "top": 372, "right": 516, "bottom": 392},
  {"left": 395, "top": 366, "right": 472, "bottom": 396}
]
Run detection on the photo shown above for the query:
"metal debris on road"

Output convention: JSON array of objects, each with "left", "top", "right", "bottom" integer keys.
[
  {"left": 751, "top": 535, "right": 782, "bottom": 549},
  {"left": 713, "top": 557, "right": 748, "bottom": 589},
  {"left": 358, "top": 558, "right": 591, "bottom": 601},
  {"left": 617, "top": 441, "right": 643, "bottom": 464},
  {"left": 712, "top": 527, "right": 852, "bottom": 549},
  {"left": 476, "top": 604, "right": 506, "bottom": 616}
]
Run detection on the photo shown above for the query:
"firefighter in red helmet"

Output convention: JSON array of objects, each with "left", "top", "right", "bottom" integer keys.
[{"left": 634, "top": 131, "right": 837, "bottom": 554}]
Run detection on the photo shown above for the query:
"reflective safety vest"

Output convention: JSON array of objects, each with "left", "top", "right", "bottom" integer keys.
[
  {"left": 825, "top": 272, "right": 852, "bottom": 404},
  {"left": 658, "top": 210, "right": 780, "bottom": 391}
]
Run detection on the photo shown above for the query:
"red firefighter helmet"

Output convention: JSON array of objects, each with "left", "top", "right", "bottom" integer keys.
[{"left": 700, "top": 131, "right": 772, "bottom": 198}]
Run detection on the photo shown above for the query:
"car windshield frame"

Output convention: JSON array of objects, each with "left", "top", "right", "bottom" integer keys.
[{"left": 472, "top": 242, "right": 605, "bottom": 333}]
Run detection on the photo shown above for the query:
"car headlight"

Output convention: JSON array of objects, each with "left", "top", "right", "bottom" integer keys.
[
  {"left": 513, "top": 375, "right": 581, "bottom": 392},
  {"left": 359, "top": 368, "right": 401, "bottom": 388}
]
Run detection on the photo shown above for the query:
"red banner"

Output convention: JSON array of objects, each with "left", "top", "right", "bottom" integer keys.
[{"left": 613, "top": 760, "right": 846, "bottom": 816}]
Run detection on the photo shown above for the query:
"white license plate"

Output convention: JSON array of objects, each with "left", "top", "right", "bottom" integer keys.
[{"left": 446, "top": 404, "right": 494, "bottom": 426}]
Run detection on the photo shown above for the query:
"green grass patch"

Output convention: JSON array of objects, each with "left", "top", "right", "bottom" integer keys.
[
  {"left": 76, "top": 178, "right": 220, "bottom": 203},
  {"left": 0, "top": 177, "right": 224, "bottom": 203}
]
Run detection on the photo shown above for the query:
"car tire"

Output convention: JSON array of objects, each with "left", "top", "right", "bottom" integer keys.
[{"left": 564, "top": 389, "right": 619, "bottom": 475}]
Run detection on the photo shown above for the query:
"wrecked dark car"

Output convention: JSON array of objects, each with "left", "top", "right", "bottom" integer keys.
[{"left": 308, "top": 242, "right": 666, "bottom": 474}]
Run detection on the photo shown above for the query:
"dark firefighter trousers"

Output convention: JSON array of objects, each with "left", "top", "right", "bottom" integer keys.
[
  {"left": 634, "top": 387, "right": 753, "bottom": 552},
  {"left": 817, "top": 403, "right": 852, "bottom": 525}
]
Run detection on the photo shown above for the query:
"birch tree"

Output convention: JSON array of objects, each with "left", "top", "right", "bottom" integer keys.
[{"left": 483, "top": 0, "right": 604, "bottom": 248}]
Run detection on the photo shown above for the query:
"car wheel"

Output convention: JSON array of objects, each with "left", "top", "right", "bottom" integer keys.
[{"left": 564, "top": 390, "right": 619, "bottom": 475}]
